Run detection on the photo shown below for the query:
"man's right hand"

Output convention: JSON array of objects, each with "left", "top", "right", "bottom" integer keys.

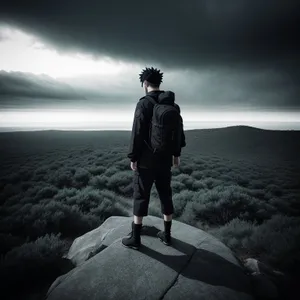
[{"left": 173, "top": 156, "right": 180, "bottom": 167}]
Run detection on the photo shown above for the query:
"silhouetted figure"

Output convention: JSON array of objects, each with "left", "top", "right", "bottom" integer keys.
[{"left": 122, "top": 67, "right": 186, "bottom": 250}]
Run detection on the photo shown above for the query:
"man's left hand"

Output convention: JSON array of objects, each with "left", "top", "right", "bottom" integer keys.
[{"left": 130, "top": 161, "right": 137, "bottom": 171}]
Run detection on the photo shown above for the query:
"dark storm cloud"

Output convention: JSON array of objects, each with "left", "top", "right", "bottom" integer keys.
[
  {"left": 59, "top": 67, "right": 300, "bottom": 111},
  {"left": 0, "top": 71, "right": 133, "bottom": 109},
  {"left": 0, "top": 0, "right": 299, "bottom": 110},
  {"left": 0, "top": 0, "right": 299, "bottom": 68},
  {"left": 0, "top": 71, "right": 86, "bottom": 107},
  {"left": 191, "top": 68, "right": 300, "bottom": 111},
  {"left": 1, "top": 68, "right": 298, "bottom": 111}
]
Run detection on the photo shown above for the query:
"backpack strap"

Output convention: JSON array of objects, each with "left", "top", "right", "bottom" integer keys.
[
  {"left": 143, "top": 95, "right": 157, "bottom": 153},
  {"left": 144, "top": 95, "right": 158, "bottom": 106},
  {"left": 174, "top": 103, "right": 180, "bottom": 113}
]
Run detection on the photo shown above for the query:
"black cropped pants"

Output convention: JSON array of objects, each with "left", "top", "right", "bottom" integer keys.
[{"left": 133, "top": 166, "right": 174, "bottom": 217}]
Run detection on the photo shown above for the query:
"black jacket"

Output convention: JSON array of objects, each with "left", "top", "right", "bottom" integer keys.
[{"left": 127, "top": 90, "right": 186, "bottom": 169}]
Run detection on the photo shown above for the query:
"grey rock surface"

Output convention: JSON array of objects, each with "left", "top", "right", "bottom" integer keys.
[{"left": 46, "top": 215, "right": 255, "bottom": 300}]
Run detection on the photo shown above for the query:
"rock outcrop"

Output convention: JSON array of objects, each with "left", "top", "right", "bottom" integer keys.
[
  {"left": 46, "top": 215, "right": 255, "bottom": 300},
  {"left": 244, "top": 258, "right": 290, "bottom": 299}
]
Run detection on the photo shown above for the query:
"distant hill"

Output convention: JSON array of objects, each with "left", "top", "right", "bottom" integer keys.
[
  {"left": 184, "top": 125, "right": 300, "bottom": 164},
  {"left": 0, "top": 125, "right": 299, "bottom": 166}
]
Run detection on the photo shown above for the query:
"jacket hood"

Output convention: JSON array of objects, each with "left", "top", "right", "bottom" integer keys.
[{"left": 157, "top": 90, "right": 175, "bottom": 105}]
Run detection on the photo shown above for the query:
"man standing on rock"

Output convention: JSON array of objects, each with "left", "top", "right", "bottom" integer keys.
[{"left": 122, "top": 67, "right": 186, "bottom": 250}]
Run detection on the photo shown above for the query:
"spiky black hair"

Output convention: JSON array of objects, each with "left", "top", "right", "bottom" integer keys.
[{"left": 139, "top": 67, "right": 163, "bottom": 87}]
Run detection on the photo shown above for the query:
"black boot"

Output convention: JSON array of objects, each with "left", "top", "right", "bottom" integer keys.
[
  {"left": 122, "top": 221, "right": 142, "bottom": 250},
  {"left": 157, "top": 220, "right": 172, "bottom": 246}
]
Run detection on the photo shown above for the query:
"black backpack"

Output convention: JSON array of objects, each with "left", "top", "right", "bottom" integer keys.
[{"left": 144, "top": 95, "right": 182, "bottom": 155}]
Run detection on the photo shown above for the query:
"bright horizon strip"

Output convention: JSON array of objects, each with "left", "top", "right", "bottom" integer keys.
[{"left": 0, "top": 110, "right": 299, "bottom": 130}]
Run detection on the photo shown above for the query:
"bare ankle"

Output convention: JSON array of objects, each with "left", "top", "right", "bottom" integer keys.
[{"left": 163, "top": 214, "right": 172, "bottom": 222}]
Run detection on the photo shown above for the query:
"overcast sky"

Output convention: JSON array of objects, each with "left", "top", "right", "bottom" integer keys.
[{"left": 0, "top": 0, "right": 299, "bottom": 130}]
